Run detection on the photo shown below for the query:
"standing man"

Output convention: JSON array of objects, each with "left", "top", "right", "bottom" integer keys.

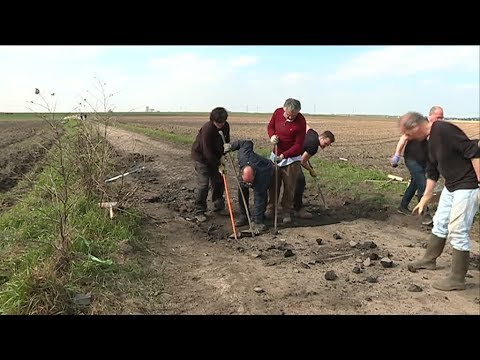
[
  {"left": 266, "top": 98, "right": 307, "bottom": 224},
  {"left": 226, "top": 140, "right": 273, "bottom": 232},
  {"left": 293, "top": 128, "right": 335, "bottom": 219},
  {"left": 390, "top": 105, "right": 444, "bottom": 225},
  {"left": 398, "top": 111, "right": 480, "bottom": 291},
  {"left": 191, "top": 107, "right": 231, "bottom": 222}
]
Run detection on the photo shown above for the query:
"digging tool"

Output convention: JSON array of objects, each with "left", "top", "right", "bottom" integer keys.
[
  {"left": 273, "top": 144, "right": 279, "bottom": 235},
  {"left": 308, "top": 160, "right": 329, "bottom": 210},
  {"left": 221, "top": 170, "right": 238, "bottom": 240},
  {"left": 218, "top": 130, "right": 255, "bottom": 237},
  {"left": 105, "top": 166, "right": 145, "bottom": 183}
]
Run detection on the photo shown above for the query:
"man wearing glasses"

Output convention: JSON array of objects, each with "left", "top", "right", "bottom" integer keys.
[{"left": 266, "top": 98, "right": 307, "bottom": 224}]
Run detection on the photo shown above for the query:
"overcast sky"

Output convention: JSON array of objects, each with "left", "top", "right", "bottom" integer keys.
[{"left": 0, "top": 45, "right": 478, "bottom": 117}]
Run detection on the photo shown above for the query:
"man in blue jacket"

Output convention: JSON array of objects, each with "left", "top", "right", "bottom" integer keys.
[{"left": 226, "top": 140, "right": 273, "bottom": 232}]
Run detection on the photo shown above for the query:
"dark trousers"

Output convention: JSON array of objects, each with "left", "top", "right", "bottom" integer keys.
[
  {"left": 238, "top": 184, "right": 268, "bottom": 224},
  {"left": 194, "top": 161, "right": 225, "bottom": 213},
  {"left": 293, "top": 169, "right": 306, "bottom": 211},
  {"left": 401, "top": 159, "right": 426, "bottom": 209}
]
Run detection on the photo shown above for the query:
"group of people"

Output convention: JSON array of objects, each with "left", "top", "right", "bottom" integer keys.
[
  {"left": 191, "top": 100, "right": 480, "bottom": 292},
  {"left": 190, "top": 98, "right": 334, "bottom": 231},
  {"left": 396, "top": 110, "right": 479, "bottom": 291}
]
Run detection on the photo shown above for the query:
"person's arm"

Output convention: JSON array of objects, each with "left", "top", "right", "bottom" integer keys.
[
  {"left": 390, "top": 134, "right": 408, "bottom": 166},
  {"left": 472, "top": 158, "right": 480, "bottom": 183},
  {"left": 301, "top": 151, "right": 313, "bottom": 170}
]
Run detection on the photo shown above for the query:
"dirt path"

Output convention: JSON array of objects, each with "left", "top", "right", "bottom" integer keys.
[{"left": 105, "top": 126, "right": 480, "bottom": 315}]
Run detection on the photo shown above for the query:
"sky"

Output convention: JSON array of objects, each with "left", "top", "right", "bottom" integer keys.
[{"left": 0, "top": 45, "right": 479, "bottom": 118}]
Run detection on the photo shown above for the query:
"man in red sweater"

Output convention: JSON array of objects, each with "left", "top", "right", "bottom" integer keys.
[{"left": 266, "top": 98, "right": 307, "bottom": 224}]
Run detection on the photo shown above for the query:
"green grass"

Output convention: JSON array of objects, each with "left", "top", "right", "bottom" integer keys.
[
  {"left": 0, "top": 122, "right": 144, "bottom": 314},
  {"left": 116, "top": 123, "right": 194, "bottom": 145}
]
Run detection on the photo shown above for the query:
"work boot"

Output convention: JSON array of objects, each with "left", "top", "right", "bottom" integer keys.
[
  {"left": 432, "top": 249, "right": 469, "bottom": 291},
  {"left": 397, "top": 206, "right": 411, "bottom": 216},
  {"left": 421, "top": 213, "right": 433, "bottom": 226},
  {"left": 252, "top": 222, "right": 267, "bottom": 233},
  {"left": 294, "top": 208, "right": 313, "bottom": 219},
  {"left": 408, "top": 234, "right": 446, "bottom": 270},
  {"left": 235, "top": 215, "right": 248, "bottom": 227}
]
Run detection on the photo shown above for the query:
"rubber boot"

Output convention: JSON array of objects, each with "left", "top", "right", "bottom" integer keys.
[
  {"left": 432, "top": 249, "right": 469, "bottom": 291},
  {"left": 408, "top": 234, "right": 446, "bottom": 270}
]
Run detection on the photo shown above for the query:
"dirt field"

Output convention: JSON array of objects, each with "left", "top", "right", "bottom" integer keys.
[
  {"left": 0, "top": 120, "right": 55, "bottom": 210},
  {"left": 102, "top": 115, "right": 480, "bottom": 315},
  {"left": 1, "top": 115, "right": 478, "bottom": 314}
]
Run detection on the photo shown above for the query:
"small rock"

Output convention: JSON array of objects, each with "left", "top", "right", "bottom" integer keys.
[
  {"left": 349, "top": 241, "right": 358, "bottom": 248},
  {"left": 407, "top": 264, "right": 417, "bottom": 273},
  {"left": 465, "top": 273, "right": 473, "bottom": 278},
  {"left": 254, "top": 287, "right": 265, "bottom": 293},
  {"left": 366, "top": 276, "right": 378, "bottom": 283},
  {"left": 284, "top": 249, "right": 295, "bottom": 258},
  {"left": 380, "top": 257, "right": 393, "bottom": 268},
  {"left": 352, "top": 265, "right": 362, "bottom": 274},
  {"left": 293, "top": 268, "right": 300, "bottom": 273},
  {"left": 408, "top": 284, "right": 423, "bottom": 292},
  {"left": 333, "top": 232, "right": 342, "bottom": 240},
  {"left": 181, "top": 186, "right": 186, "bottom": 190},
  {"left": 325, "top": 270, "right": 337, "bottom": 281},
  {"left": 363, "top": 258, "right": 371, "bottom": 267},
  {"left": 316, "top": 238, "right": 323, "bottom": 245},
  {"left": 365, "top": 296, "right": 372, "bottom": 301},
  {"left": 369, "top": 253, "right": 379, "bottom": 260},
  {"left": 356, "top": 257, "right": 364, "bottom": 263},
  {"left": 73, "top": 293, "right": 92, "bottom": 306}
]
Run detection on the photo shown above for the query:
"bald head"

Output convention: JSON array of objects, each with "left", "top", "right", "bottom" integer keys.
[
  {"left": 241, "top": 165, "right": 255, "bottom": 184},
  {"left": 428, "top": 106, "right": 444, "bottom": 122}
]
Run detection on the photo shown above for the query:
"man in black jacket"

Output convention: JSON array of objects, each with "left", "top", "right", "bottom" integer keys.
[
  {"left": 227, "top": 140, "right": 273, "bottom": 232},
  {"left": 191, "top": 107, "right": 231, "bottom": 222},
  {"left": 399, "top": 111, "right": 480, "bottom": 291}
]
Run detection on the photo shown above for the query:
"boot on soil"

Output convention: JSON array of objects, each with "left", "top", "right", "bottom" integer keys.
[
  {"left": 235, "top": 215, "right": 248, "bottom": 227},
  {"left": 252, "top": 222, "right": 267, "bottom": 233},
  {"left": 432, "top": 249, "right": 469, "bottom": 291},
  {"left": 408, "top": 234, "right": 446, "bottom": 270},
  {"left": 294, "top": 208, "right": 313, "bottom": 219}
]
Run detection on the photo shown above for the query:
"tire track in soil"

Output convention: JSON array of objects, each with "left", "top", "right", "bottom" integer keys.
[{"left": 104, "top": 125, "right": 480, "bottom": 315}]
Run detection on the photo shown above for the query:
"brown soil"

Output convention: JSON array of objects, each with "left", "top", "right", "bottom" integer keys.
[{"left": 103, "top": 125, "right": 480, "bottom": 315}]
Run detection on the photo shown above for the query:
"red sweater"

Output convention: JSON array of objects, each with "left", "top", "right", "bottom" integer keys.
[{"left": 267, "top": 108, "right": 306, "bottom": 158}]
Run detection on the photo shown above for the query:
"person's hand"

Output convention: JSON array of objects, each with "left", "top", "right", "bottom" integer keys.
[
  {"left": 218, "top": 164, "right": 226, "bottom": 175},
  {"left": 223, "top": 143, "right": 231, "bottom": 153},
  {"left": 390, "top": 154, "right": 401, "bottom": 167},
  {"left": 220, "top": 155, "right": 226, "bottom": 165},
  {"left": 274, "top": 153, "right": 284, "bottom": 163},
  {"left": 309, "top": 168, "right": 317, "bottom": 178},
  {"left": 412, "top": 193, "right": 433, "bottom": 215},
  {"left": 270, "top": 135, "right": 279, "bottom": 144}
]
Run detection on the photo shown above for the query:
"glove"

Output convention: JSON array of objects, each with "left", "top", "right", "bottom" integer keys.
[
  {"left": 413, "top": 193, "right": 433, "bottom": 215},
  {"left": 223, "top": 143, "right": 231, "bottom": 153},
  {"left": 218, "top": 164, "right": 226, "bottom": 175},
  {"left": 270, "top": 135, "right": 279, "bottom": 144},
  {"left": 309, "top": 168, "right": 317, "bottom": 178},
  {"left": 390, "top": 154, "right": 401, "bottom": 167}
]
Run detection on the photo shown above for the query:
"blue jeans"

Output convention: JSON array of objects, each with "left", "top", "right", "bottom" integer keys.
[{"left": 400, "top": 159, "right": 426, "bottom": 209}]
